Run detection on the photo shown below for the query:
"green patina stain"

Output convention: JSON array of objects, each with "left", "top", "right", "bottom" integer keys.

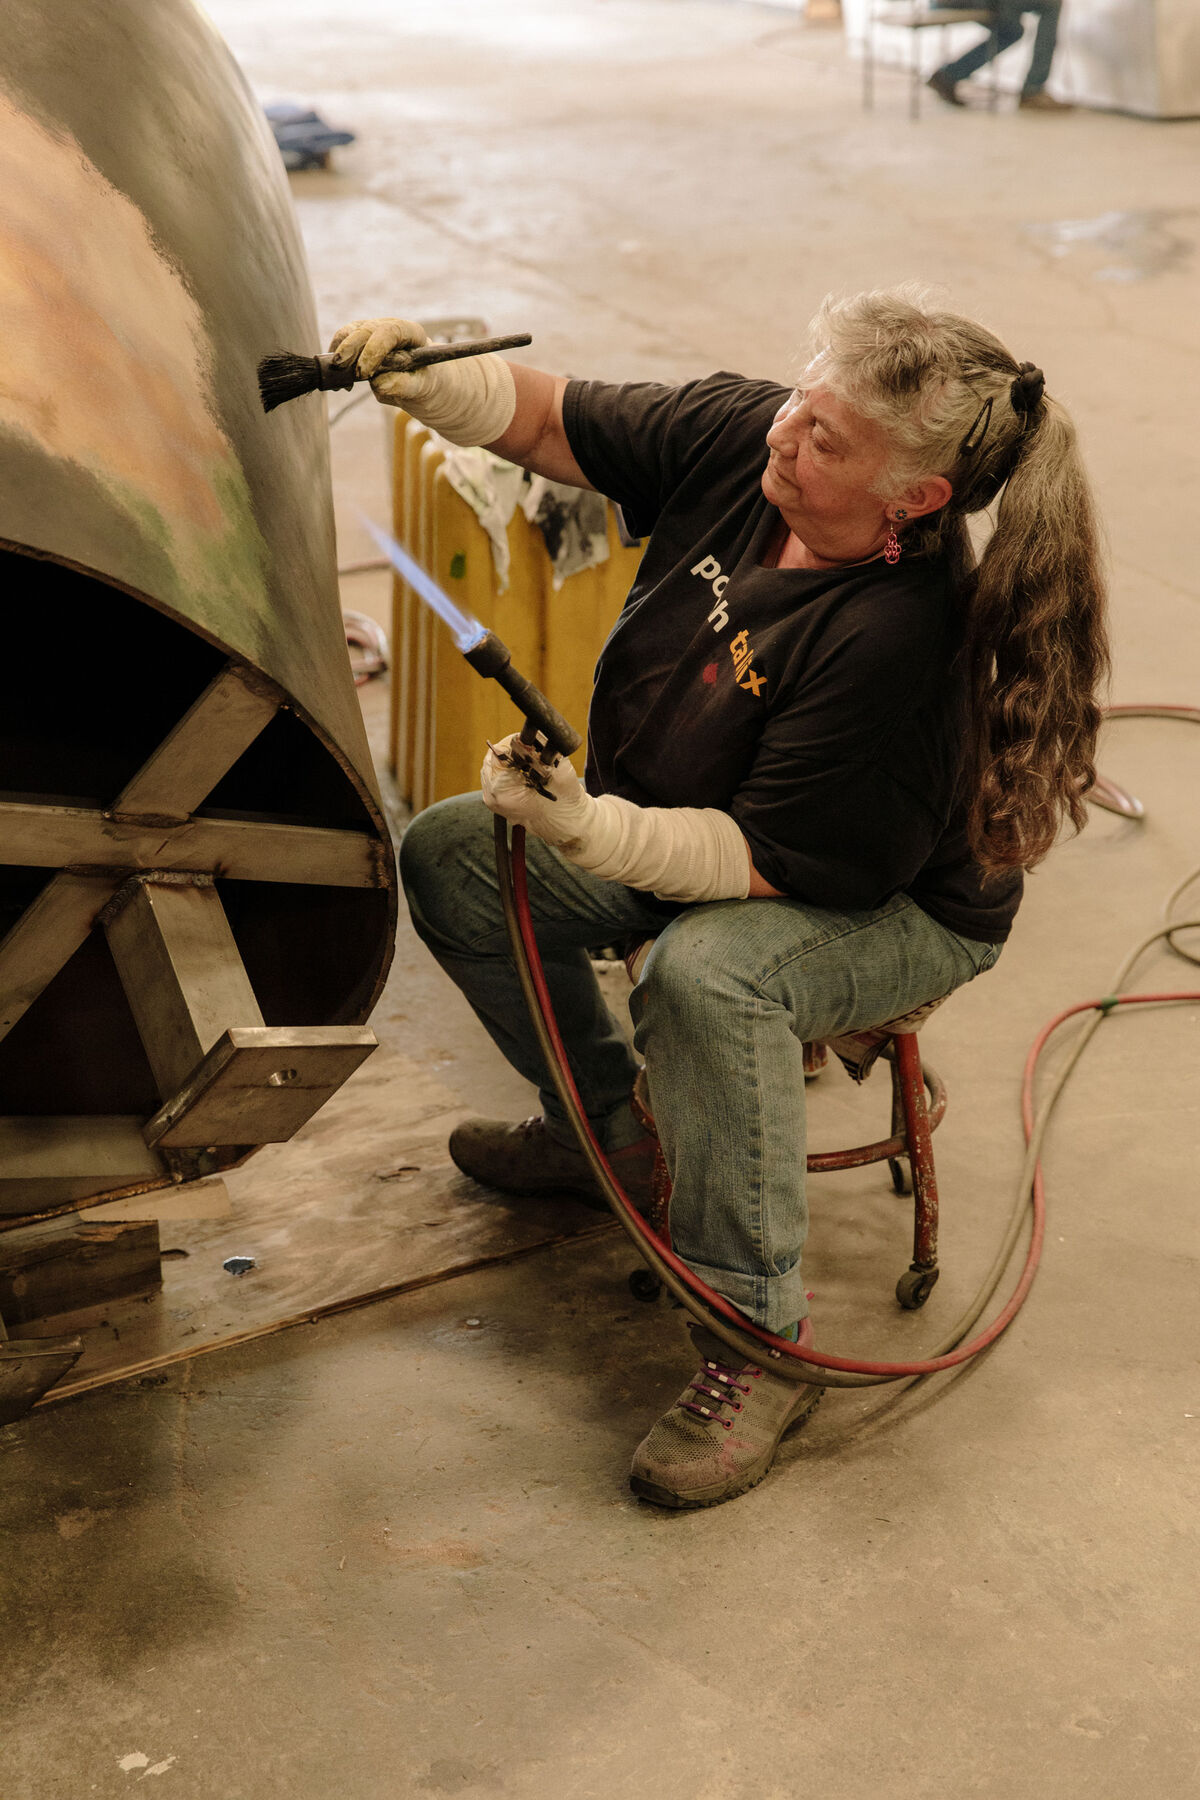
[
  {"left": 449, "top": 551, "right": 467, "bottom": 580},
  {"left": 103, "top": 452, "right": 273, "bottom": 660}
]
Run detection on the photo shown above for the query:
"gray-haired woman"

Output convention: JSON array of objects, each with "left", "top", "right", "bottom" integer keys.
[{"left": 331, "top": 289, "right": 1108, "bottom": 1509}]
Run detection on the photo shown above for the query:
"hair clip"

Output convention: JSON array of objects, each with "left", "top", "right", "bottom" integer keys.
[{"left": 958, "top": 395, "right": 993, "bottom": 457}]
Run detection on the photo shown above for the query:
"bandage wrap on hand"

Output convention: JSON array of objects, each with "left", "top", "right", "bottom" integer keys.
[
  {"left": 480, "top": 735, "right": 750, "bottom": 905},
  {"left": 326, "top": 316, "right": 517, "bottom": 447}
]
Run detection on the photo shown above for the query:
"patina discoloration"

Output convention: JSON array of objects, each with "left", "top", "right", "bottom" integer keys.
[{"left": 0, "top": 0, "right": 376, "bottom": 795}]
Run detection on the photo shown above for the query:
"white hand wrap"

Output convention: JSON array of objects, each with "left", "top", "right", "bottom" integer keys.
[
  {"left": 481, "top": 735, "right": 751, "bottom": 904},
  {"left": 326, "top": 317, "right": 517, "bottom": 447}
]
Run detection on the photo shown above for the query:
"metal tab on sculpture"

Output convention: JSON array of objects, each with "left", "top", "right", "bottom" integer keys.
[{"left": 0, "top": 0, "right": 396, "bottom": 1218}]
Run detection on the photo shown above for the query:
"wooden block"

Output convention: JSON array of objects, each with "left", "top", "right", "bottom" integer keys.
[
  {"left": 145, "top": 1026, "right": 377, "bottom": 1147},
  {"left": 0, "top": 1216, "right": 161, "bottom": 1327},
  {"left": 428, "top": 462, "right": 550, "bottom": 802},
  {"left": 0, "top": 1337, "right": 85, "bottom": 1426},
  {"left": 539, "top": 506, "right": 643, "bottom": 780}
]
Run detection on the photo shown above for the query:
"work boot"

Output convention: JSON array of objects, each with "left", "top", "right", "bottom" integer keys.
[
  {"left": 1018, "top": 89, "right": 1074, "bottom": 112},
  {"left": 630, "top": 1320, "right": 822, "bottom": 1509},
  {"left": 448, "top": 1113, "right": 656, "bottom": 1215},
  {"left": 926, "top": 70, "right": 964, "bottom": 107}
]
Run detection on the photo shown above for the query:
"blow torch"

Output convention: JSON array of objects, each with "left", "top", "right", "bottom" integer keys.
[{"left": 462, "top": 632, "right": 581, "bottom": 787}]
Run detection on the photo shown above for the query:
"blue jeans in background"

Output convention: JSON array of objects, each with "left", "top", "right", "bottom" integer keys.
[
  {"left": 401, "top": 794, "right": 999, "bottom": 1330},
  {"left": 935, "top": 1, "right": 1062, "bottom": 96}
]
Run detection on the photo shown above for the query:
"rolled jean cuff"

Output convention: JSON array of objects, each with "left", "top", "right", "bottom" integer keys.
[{"left": 676, "top": 1252, "right": 811, "bottom": 1334}]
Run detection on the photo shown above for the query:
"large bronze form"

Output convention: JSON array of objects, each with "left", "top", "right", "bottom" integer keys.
[{"left": 0, "top": 0, "right": 396, "bottom": 1217}]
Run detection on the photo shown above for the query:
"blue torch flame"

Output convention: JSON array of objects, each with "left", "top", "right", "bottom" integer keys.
[{"left": 356, "top": 511, "right": 487, "bottom": 652}]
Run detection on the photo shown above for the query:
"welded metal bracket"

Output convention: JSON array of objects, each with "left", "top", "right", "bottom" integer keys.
[
  {"left": 144, "top": 1025, "right": 376, "bottom": 1149},
  {"left": 103, "top": 873, "right": 376, "bottom": 1153}
]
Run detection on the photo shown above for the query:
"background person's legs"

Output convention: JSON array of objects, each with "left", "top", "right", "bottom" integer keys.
[
  {"left": 630, "top": 895, "right": 998, "bottom": 1332},
  {"left": 400, "top": 794, "right": 674, "bottom": 1151},
  {"left": 1019, "top": 0, "right": 1063, "bottom": 96},
  {"left": 932, "top": 2, "right": 1025, "bottom": 91}
]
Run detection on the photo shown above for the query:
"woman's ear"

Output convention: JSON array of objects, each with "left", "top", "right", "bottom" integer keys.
[{"left": 898, "top": 474, "right": 953, "bottom": 521}]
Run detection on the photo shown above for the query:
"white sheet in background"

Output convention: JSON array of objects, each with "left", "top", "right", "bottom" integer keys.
[
  {"left": 521, "top": 477, "right": 610, "bottom": 591},
  {"left": 1061, "top": 0, "right": 1199, "bottom": 119}
]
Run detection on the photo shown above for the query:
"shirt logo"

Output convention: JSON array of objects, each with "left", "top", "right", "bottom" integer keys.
[
  {"left": 729, "top": 629, "right": 766, "bottom": 698},
  {"left": 691, "top": 555, "right": 730, "bottom": 631},
  {"left": 691, "top": 554, "right": 767, "bottom": 696}
]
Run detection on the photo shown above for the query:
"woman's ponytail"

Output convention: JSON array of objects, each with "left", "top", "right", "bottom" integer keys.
[{"left": 965, "top": 399, "right": 1108, "bottom": 873}]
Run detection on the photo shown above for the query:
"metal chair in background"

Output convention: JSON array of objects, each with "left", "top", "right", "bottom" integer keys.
[{"left": 862, "top": 5, "right": 1001, "bottom": 118}]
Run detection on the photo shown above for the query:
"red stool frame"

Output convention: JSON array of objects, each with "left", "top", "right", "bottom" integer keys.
[
  {"left": 803, "top": 1031, "right": 947, "bottom": 1309},
  {"left": 631, "top": 1025, "right": 948, "bottom": 1312}
]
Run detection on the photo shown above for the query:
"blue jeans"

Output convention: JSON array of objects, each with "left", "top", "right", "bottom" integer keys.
[
  {"left": 934, "top": 1, "right": 1061, "bottom": 95},
  {"left": 400, "top": 795, "right": 1000, "bottom": 1330}
]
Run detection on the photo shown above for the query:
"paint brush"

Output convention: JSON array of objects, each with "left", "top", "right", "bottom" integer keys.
[{"left": 257, "top": 332, "right": 532, "bottom": 413}]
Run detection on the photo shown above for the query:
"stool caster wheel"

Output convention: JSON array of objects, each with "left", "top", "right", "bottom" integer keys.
[
  {"left": 629, "top": 1268, "right": 663, "bottom": 1303},
  {"left": 888, "top": 1157, "right": 910, "bottom": 1196},
  {"left": 896, "top": 1266, "right": 939, "bottom": 1310}
]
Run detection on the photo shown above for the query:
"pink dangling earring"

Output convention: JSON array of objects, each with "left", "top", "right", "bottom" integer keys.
[{"left": 884, "top": 509, "right": 906, "bottom": 565}]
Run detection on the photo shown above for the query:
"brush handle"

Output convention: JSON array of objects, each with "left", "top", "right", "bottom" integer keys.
[
  {"left": 313, "top": 332, "right": 531, "bottom": 395},
  {"left": 385, "top": 333, "right": 532, "bottom": 373}
]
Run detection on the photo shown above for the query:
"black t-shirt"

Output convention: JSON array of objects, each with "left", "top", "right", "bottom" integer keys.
[{"left": 561, "top": 371, "right": 1022, "bottom": 943}]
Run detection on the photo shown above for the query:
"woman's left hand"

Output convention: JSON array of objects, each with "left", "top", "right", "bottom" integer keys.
[
  {"left": 480, "top": 734, "right": 596, "bottom": 848},
  {"left": 481, "top": 734, "right": 755, "bottom": 902}
]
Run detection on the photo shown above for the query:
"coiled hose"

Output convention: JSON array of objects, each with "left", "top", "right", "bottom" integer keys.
[{"left": 494, "top": 704, "right": 1200, "bottom": 1390}]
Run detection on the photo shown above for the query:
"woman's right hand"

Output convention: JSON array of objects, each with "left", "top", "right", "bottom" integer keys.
[
  {"left": 325, "top": 314, "right": 517, "bottom": 445},
  {"left": 327, "top": 317, "right": 434, "bottom": 407}
]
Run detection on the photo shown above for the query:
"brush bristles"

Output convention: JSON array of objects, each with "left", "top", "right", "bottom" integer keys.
[{"left": 257, "top": 350, "right": 322, "bottom": 412}]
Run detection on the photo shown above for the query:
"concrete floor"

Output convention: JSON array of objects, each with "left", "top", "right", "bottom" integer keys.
[{"left": 4, "top": 3, "right": 1200, "bottom": 1796}]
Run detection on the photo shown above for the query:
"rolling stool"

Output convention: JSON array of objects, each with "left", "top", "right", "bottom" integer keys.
[{"left": 624, "top": 963, "right": 950, "bottom": 1312}]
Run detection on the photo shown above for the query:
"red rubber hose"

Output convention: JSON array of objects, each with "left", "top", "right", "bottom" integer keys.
[{"left": 508, "top": 826, "right": 1200, "bottom": 1380}]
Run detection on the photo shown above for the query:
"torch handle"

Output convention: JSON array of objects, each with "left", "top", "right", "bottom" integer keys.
[{"left": 463, "top": 631, "right": 582, "bottom": 759}]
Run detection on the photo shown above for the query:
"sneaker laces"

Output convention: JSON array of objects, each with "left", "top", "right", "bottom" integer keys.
[{"left": 679, "top": 1355, "right": 761, "bottom": 1431}]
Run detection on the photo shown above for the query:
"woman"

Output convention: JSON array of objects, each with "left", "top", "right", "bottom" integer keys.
[{"left": 330, "top": 289, "right": 1108, "bottom": 1509}]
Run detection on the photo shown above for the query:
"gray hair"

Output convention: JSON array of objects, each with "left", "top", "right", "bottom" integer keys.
[{"left": 805, "top": 285, "right": 1033, "bottom": 510}]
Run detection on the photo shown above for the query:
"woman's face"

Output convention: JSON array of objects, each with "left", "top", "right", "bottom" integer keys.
[{"left": 762, "top": 381, "right": 893, "bottom": 555}]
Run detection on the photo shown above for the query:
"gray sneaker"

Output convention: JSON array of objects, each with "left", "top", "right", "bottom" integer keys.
[
  {"left": 630, "top": 1320, "right": 822, "bottom": 1508},
  {"left": 448, "top": 1113, "right": 657, "bottom": 1215}
]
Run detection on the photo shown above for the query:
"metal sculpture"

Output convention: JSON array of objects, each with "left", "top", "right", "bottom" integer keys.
[{"left": 0, "top": 0, "right": 396, "bottom": 1223}]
